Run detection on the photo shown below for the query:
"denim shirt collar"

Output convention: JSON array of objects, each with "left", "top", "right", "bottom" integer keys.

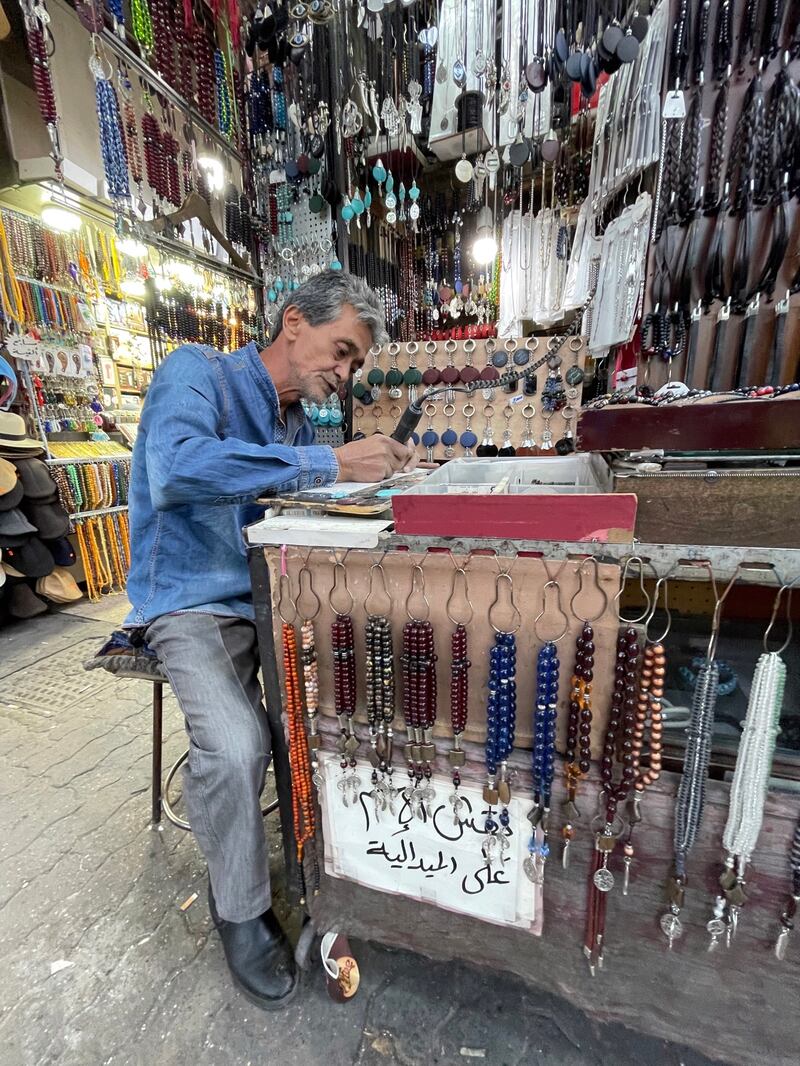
[{"left": 245, "top": 341, "right": 306, "bottom": 444}]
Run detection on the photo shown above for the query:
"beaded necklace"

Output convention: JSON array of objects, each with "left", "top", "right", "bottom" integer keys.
[
  {"left": 20, "top": 0, "right": 64, "bottom": 182},
  {"left": 330, "top": 558, "right": 360, "bottom": 807},
  {"left": 91, "top": 51, "right": 130, "bottom": 209},
  {"left": 562, "top": 559, "right": 608, "bottom": 869},
  {"left": 482, "top": 565, "right": 520, "bottom": 869},
  {"left": 130, "top": 0, "right": 155, "bottom": 54},
  {"left": 400, "top": 564, "right": 438, "bottom": 820},
  {"left": 584, "top": 560, "right": 649, "bottom": 975},
  {"left": 364, "top": 558, "right": 398, "bottom": 817},
  {"left": 297, "top": 561, "right": 323, "bottom": 793},
  {"left": 446, "top": 561, "right": 472, "bottom": 826},
  {"left": 661, "top": 566, "right": 741, "bottom": 949},
  {"left": 707, "top": 586, "right": 790, "bottom": 949},
  {"left": 526, "top": 578, "right": 569, "bottom": 888}
]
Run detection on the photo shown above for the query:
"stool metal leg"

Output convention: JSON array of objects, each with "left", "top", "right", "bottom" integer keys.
[{"left": 151, "top": 681, "right": 164, "bottom": 827}]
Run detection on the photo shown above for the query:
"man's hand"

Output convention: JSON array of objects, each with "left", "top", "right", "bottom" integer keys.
[{"left": 336, "top": 436, "right": 421, "bottom": 483}]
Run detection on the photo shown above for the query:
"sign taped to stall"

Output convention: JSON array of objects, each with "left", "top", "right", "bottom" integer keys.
[{"left": 318, "top": 752, "right": 542, "bottom": 933}]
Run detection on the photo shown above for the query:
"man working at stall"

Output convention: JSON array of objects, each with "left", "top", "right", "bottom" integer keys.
[{"left": 125, "top": 271, "right": 417, "bottom": 1009}]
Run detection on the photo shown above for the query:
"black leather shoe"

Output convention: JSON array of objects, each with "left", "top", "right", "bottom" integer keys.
[{"left": 209, "top": 885, "right": 298, "bottom": 1009}]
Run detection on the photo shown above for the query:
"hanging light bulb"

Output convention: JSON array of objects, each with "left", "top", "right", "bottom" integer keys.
[
  {"left": 197, "top": 155, "right": 224, "bottom": 191},
  {"left": 117, "top": 236, "right": 148, "bottom": 258},
  {"left": 472, "top": 205, "right": 498, "bottom": 264}
]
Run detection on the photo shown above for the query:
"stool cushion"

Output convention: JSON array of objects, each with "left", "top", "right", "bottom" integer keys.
[{"left": 84, "top": 628, "right": 168, "bottom": 683}]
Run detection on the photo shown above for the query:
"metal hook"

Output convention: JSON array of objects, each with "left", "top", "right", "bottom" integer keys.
[
  {"left": 763, "top": 577, "right": 799, "bottom": 656},
  {"left": 614, "top": 556, "right": 651, "bottom": 624},
  {"left": 365, "top": 551, "right": 392, "bottom": 617},
  {"left": 277, "top": 572, "right": 297, "bottom": 625},
  {"left": 534, "top": 580, "right": 570, "bottom": 643},
  {"left": 489, "top": 570, "right": 521, "bottom": 635},
  {"left": 706, "top": 564, "right": 744, "bottom": 662},
  {"left": 646, "top": 572, "right": 672, "bottom": 645},
  {"left": 405, "top": 562, "right": 430, "bottom": 622},
  {"left": 446, "top": 560, "right": 474, "bottom": 627},
  {"left": 329, "top": 553, "right": 354, "bottom": 616},
  {"left": 569, "top": 557, "right": 609, "bottom": 624},
  {"left": 297, "top": 559, "right": 321, "bottom": 621}
]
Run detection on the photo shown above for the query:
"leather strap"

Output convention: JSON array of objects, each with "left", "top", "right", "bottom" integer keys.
[
  {"left": 709, "top": 300, "right": 731, "bottom": 391},
  {"left": 766, "top": 296, "right": 789, "bottom": 388},
  {"left": 735, "top": 297, "right": 760, "bottom": 388},
  {"left": 684, "top": 302, "right": 702, "bottom": 387}
]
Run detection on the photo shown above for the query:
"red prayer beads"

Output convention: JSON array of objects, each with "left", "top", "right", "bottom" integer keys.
[
  {"left": 401, "top": 619, "right": 438, "bottom": 817},
  {"left": 562, "top": 622, "right": 595, "bottom": 865}
]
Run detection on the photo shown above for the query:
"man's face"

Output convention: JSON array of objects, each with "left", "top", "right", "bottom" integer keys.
[{"left": 284, "top": 303, "right": 371, "bottom": 404}]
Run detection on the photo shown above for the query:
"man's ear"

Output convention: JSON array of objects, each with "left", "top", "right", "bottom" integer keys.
[{"left": 281, "top": 303, "right": 305, "bottom": 341}]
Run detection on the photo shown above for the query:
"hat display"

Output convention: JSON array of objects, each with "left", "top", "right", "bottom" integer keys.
[
  {"left": 0, "top": 473, "right": 23, "bottom": 512},
  {"left": 13, "top": 457, "right": 56, "bottom": 500},
  {"left": 48, "top": 535, "right": 77, "bottom": 567},
  {"left": 9, "top": 583, "right": 48, "bottom": 619},
  {"left": 2, "top": 537, "right": 55, "bottom": 578},
  {"left": 36, "top": 566, "right": 83, "bottom": 604},
  {"left": 23, "top": 497, "right": 70, "bottom": 540},
  {"left": 0, "top": 411, "right": 43, "bottom": 454},
  {"left": 0, "top": 508, "right": 37, "bottom": 539},
  {"left": 0, "top": 457, "right": 17, "bottom": 494}
]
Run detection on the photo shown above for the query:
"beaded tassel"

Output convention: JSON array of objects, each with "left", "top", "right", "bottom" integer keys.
[
  {"left": 707, "top": 651, "right": 785, "bottom": 949},
  {"left": 283, "top": 623, "right": 318, "bottom": 902},
  {"left": 400, "top": 619, "right": 438, "bottom": 820},
  {"left": 562, "top": 623, "right": 595, "bottom": 868},
  {"left": 93, "top": 72, "right": 130, "bottom": 206},
  {"left": 332, "top": 613, "right": 360, "bottom": 807},
  {"left": 584, "top": 626, "right": 641, "bottom": 975},
  {"left": 482, "top": 632, "right": 516, "bottom": 868},
  {"left": 365, "top": 614, "right": 397, "bottom": 818},
  {"left": 447, "top": 624, "right": 470, "bottom": 825},
  {"left": 300, "top": 619, "right": 323, "bottom": 790},
  {"left": 775, "top": 812, "right": 800, "bottom": 960},
  {"left": 623, "top": 641, "right": 666, "bottom": 895},
  {"left": 525, "top": 643, "right": 559, "bottom": 886},
  {"left": 661, "top": 659, "right": 720, "bottom": 949}
]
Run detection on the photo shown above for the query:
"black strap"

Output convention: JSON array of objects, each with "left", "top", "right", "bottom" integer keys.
[
  {"left": 731, "top": 207, "right": 752, "bottom": 310},
  {"left": 704, "top": 187, "right": 730, "bottom": 306},
  {"left": 684, "top": 303, "right": 702, "bottom": 387},
  {"left": 708, "top": 301, "right": 731, "bottom": 391},
  {"left": 754, "top": 187, "right": 789, "bottom": 298},
  {"left": 767, "top": 299, "right": 788, "bottom": 387},
  {"left": 735, "top": 298, "right": 760, "bottom": 388}
]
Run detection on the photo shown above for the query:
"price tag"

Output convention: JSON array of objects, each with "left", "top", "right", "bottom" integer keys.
[{"left": 662, "top": 90, "right": 686, "bottom": 119}]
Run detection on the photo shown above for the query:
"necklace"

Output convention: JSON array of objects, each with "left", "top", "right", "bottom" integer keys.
[
  {"left": 446, "top": 561, "right": 472, "bottom": 825},
  {"left": 483, "top": 565, "right": 520, "bottom": 869},
  {"left": 661, "top": 567, "right": 740, "bottom": 948},
  {"left": 330, "top": 558, "right": 360, "bottom": 807},
  {"left": 91, "top": 51, "right": 130, "bottom": 210},
  {"left": 282, "top": 616, "right": 318, "bottom": 903},
  {"left": 562, "top": 559, "right": 608, "bottom": 869},
  {"left": 400, "top": 564, "right": 438, "bottom": 820},
  {"left": 707, "top": 588, "right": 790, "bottom": 949},
  {"left": 298, "top": 562, "right": 323, "bottom": 792}
]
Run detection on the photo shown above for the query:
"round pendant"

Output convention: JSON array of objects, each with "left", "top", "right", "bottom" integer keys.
[
  {"left": 523, "top": 855, "right": 537, "bottom": 883},
  {"left": 660, "top": 913, "right": 683, "bottom": 940},
  {"left": 554, "top": 29, "right": 569, "bottom": 63},
  {"left": 616, "top": 32, "right": 640, "bottom": 63},
  {"left": 485, "top": 147, "right": 501, "bottom": 174},
  {"left": 409, "top": 203, "right": 420, "bottom": 220},
  {"left": 509, "top": 139, "right": 530, "bottom": 167},
  {"left": 565, "top": 364, "right": 585, "bottom": 386},
  {"left": 455, "top": 157, "right": 474, "bottom": 183},
  {"left": 473, "top": 51, "right": 487, "bottom": 76},
  {"left": 309, "top": 193, "right": 325, "bottom": 213},
  {"left": 602, "top": 25, "right": 623, "bottom": 54},
  {"left": 386, "top": 210, "right": 397, "bottom": 224},
  {"left": 565, "top": 51, "right": 583, "bottom": 81},
  {"left": 706, "top": 918, "right": 726, "bottom": 938},
  {"left": 630, "top": 14, "right": 649, "bottom": 41},
  {"left": 385, "top": 193, "right": 397, "bottom": 209},
  {"left": 436, "top": 63, "right": 448, "bottom": 84},
  {"left": 593, "top": 867, "right": 615, "bottom": 893}
]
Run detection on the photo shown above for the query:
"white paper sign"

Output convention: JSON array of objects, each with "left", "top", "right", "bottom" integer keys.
[{"left": 319, "top": 752, "right": 542, "bottom": 933}]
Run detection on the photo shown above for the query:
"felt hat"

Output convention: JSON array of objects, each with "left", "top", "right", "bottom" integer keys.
[
  {"left": 14, "top": 457, "right": 56, "bottom": 500},
  {"left": 23, "top": 497, "right": 70, "bottom": 540},
  {"left": 47, "top": 535, "right": 77, "bottom": 567},
  {"left": 36, "top": 566, "right": 83, "bottom": 603},
  {"left": 0, "top": 411, "right": 42, "bottom": 454},
  {"left": 9, "top": 582, "right": 48, "bottom": 619},
  {"left": 2, "top": 537, "right": 55, "bottom": 578},
  {"left": 0, "top": 508, "right": 37, "bottom": 540},
  {"left": 3, "top": 559, "right": 23, "bottom": 578},
  {"left": 0, "top": 456, "right": 17, "bottom": 494},
  {"left": 0, "top": 464, "right": 23, "bottom": 512}
]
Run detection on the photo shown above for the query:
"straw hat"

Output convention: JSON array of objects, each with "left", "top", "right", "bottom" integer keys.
[{"left": 0, "top": 411, "right": 42, "bottom": 454}]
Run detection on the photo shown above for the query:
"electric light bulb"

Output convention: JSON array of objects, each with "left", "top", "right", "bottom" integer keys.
[
  {"left": 473, "top": 233, "right": 498, "bottom": 264},
  {"left": 197, "top": 155, "right": 224, "bottom": 191},
  {"left": 41, "top": 206, "right": 81, "bottom": 232},
  {"left": 117, "top": 236, "right": 147, "bottom": 258},
  {"left": 120, "top": 276, "right": 146, "bottom": 298}
]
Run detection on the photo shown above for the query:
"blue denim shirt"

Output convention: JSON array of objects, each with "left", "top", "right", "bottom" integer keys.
[{"left": 124, "top": 341, "right": 338, "bottom": 625}]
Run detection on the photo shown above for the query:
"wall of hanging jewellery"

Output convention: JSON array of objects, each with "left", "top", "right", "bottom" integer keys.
[
  {"left": 48, "top": 455, "right": 130, "bottom": 519},
  {"left": 351, "top": 336, "right": 588, "bottom": 458},
  {"left": 630, "top": 0, "right": 800, "bottom": 396},
  {"left": 265, "top": 543, "right": 800, "bottom": 984}
]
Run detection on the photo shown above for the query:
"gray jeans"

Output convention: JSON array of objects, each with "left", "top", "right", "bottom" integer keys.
[{"left": 146, "top": 612, "right": 271, "bottom": 922}]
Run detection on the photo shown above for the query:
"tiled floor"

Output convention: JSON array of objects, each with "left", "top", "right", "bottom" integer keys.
[{"left": 0, "top": 597, "right": 720, "bottom": 1065}]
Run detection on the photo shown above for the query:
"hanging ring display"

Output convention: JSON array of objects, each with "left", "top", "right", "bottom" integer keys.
[
  {"left": 569, "top": 556, "right": 609, "bottom": 623},
  {"left": 646, "top": 571, "right": 673, "bottom": 645},
  {"left": 763, "top": 578, "right": 799, "bottom": 656},
  {"left": 614, "top": 556, "right": 651, "bottom": 624},
  {"left": 489, "top": 556, "right": 521, "bottom": 634},
  {"left": 446, "top": 553, "right": 474, "bottom": 626},
  {"left": 365, "top": 551, "right": 392, "bottom": 616},
  {"left": 277, "top": 572, "right": 297, "bottom": 625},
  {"left": 297, "top": 552, "right": 321, "bottom": 621},
  {"left": 405, "top": 561, "right": 431, "bottom": 622},
  {"left": 534, "top": 579, "right": 570, "bottom": 643},
  {"left": 329, "top": 553, "right": 354, "bottom": 616}
]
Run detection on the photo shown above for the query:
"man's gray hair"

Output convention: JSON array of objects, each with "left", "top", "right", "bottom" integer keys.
[{"left": 270, "top": 270, "right": 388, "bottom": 346}]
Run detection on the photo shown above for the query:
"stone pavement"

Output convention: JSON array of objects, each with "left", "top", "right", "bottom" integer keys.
[{"left": 0, "top": 597, "right": 721, "bottom": 1066}]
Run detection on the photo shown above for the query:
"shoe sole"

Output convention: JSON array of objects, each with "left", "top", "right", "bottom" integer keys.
[{"left": 229, "top": 970, "right": 301, "bottom": 1012}]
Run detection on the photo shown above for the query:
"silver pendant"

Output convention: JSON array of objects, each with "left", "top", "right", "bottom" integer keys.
[
  {"left": 593, "top": 867, "right": 615, "bottom": 892},
  {"left": 453, "top": 58, "right": 467, "bottom": 87},
  {"left": 473, "top": 50, "right": 487, "bottom": 77}
]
